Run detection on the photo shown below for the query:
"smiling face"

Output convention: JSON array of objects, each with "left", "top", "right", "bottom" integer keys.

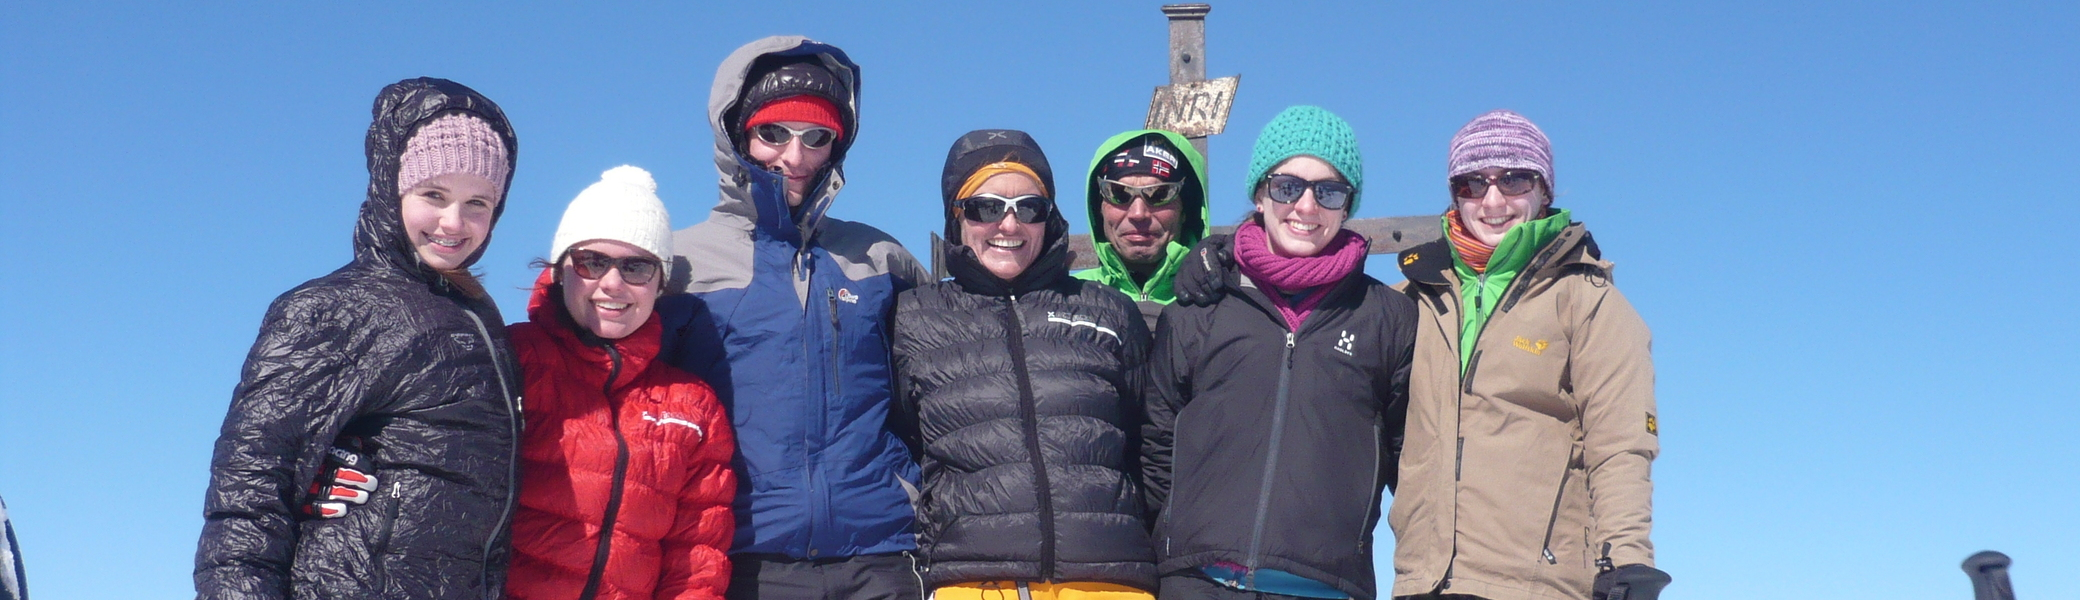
[
  {"left": 1098, "top": 174, "right": 1185, "bottom": 270},
  {"left": 1455, "top": 167, "right": 1550, "bottom": 245},
  {"left": 559, "top": 240, "right": 662, "bottom": 340},
  {"left": 744, "top": 120, "right": 835, "bottom": 207},
  {"left": 961, "top": 173, "right": 1048, "bottom": 281},
  {"left": 400, "top": 172, "right": 502, "bottom": 271},
  {"left": 1252, "top": 156, "right": 1349, "bottom": 258}
]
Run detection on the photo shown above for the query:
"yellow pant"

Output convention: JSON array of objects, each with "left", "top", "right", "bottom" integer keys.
[{"left": 932, "top": 580, "right": 1154, "bottom": 600}]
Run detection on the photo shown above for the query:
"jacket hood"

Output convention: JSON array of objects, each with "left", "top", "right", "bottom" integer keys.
[
  {"left": 1082, "top": 129, "right": 1210, "bottom": 261},
  {"left": 703, "top": 36, "right": 862, "bottom": 246},
  {"left": 523, "top": 268, "right": 662, "bottom": 393},
  {"left": 354, "top": 77, "right": 519, "bottom": 282},
  {"left": 939, "top": 129, "right": 1070, "bottom": 295}
]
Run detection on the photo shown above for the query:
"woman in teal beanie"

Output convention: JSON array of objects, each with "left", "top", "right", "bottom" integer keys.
[{"left": 1143, "top": 105, "right": 1418, "bottom": 600}]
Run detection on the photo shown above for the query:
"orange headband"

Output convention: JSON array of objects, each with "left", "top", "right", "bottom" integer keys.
[{"left": 955, "top": 162, "right": 1044, "bottom": 202}]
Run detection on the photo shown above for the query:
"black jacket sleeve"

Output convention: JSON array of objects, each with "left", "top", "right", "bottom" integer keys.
[
  {"left": 195, "top": 291, "right": 382, "bottom": 600},
  {"left": 1376, "top": 289, "right": 1417, "bottom": 494},
  {"left": 1140, "top": 303, "right": 1200, "bottom": 520}
]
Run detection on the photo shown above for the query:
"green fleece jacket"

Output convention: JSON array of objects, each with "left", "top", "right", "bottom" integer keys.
[
  {"left": 1071, "top": 129, "right": 1211, "bottom": 306},
  {"left": 1450, "top": 209, "right": 1573, "bottom": 370}
]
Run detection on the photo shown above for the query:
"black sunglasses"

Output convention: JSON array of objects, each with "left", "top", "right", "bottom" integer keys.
[
  {"left": 565, "top": 249, "right": 663, "bottom": 286},
  {"left": 1450, "top": 169, "right": 1543, "bottom": 199},
  {"left": 957, "top": 193, "right": 1054, "bottom": 224},
  {"left": 1097, "top": 178, "right": 1183, "bottom": 207},
  {"left": 1259, "top": 173, "right": 1354, "bottom": 211},
  {"left": 752, "top": 123, "right": 838, "bottom": 149}
]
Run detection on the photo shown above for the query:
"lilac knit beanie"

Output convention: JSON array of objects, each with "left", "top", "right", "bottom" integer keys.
[
  {"left": 1446, "top": 110, "right": 1553, "bottom": 189},
  {"left": 397, "top": 113, "right": 511, "bottom": 198}
]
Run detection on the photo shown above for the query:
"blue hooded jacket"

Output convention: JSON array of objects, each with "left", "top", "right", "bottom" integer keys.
[{"left": 658, "top": 36, "right": 927, "bottom": 560}]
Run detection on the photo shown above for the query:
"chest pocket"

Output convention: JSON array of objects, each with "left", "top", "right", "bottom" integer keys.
[{"left": 1472, "top": 300, "right": 1575, "bottom": 421}]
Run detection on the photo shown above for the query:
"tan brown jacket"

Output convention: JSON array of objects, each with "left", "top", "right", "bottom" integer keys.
[{"left": 1388, "top": 224, "right": 1657, "bottom": 600}]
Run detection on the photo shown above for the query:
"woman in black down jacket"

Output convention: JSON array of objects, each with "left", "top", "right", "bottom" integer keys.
[
  {"left": 891, "top": 130, "right": 1157, "bottom": 599},
  {"left": 195, "top": 78, "right": 524, "bottom": 600}
]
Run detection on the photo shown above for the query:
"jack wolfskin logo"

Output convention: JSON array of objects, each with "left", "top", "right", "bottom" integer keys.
[
  {"left": 1512, "top": 336, "right": 1549, "bottom": 355},
  {"left": 450, "top": 332, "right": 478, "bottom": 351},
  {"left": 1646, "top": 413, "right": 1659, "bottom": 436},
  {"left": 1401, "top": 253, "right": 1419, "bottom": 266},
  {"left": 835, "top": 288, "right": 859, "bottom": 304},
  {"left": 1335, "top": 330, "right": 1356, "bottom": 356}
]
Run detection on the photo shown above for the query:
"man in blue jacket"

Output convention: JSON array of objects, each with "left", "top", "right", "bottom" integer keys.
[{"left": 659, "top": 36, "right": 929, "bottom": 600}]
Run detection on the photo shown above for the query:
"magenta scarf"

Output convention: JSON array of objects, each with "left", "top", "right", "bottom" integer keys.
[{"left": 1234, "top": 219, "right": 1368, "bottom": 331}]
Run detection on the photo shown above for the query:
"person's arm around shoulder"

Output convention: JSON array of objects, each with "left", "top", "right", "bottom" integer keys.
[
  {"left": 196, "top": 290, "right": 384, "bottom": 600},
  {"left": 1568, "top": 277, "right": 1659, "bottom": 569},
  {"left": 655, "top": 378, "right": 738, "bottom": 600}
]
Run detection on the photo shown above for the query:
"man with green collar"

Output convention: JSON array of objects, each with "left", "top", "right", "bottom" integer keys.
[{"left": 1073, "top": 130, "right": 1211, "bottom": 329}]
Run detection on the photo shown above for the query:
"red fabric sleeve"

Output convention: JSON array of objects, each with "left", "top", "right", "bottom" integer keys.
[{"left": 653, "top": 381, "right": 737, "bottom": 600}]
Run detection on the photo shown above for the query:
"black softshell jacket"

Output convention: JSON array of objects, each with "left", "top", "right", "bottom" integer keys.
[
  {"left": 891, "top": 130, "right": 1158, "bottom": 589},
  {"left": 195, "top": 78, "right": 524, "bottom": 600},
  {"left": 1144, "top": 239, "right": 1416, "bottom": 600}
]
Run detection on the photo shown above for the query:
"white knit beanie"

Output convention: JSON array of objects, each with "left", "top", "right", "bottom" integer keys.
[{"left": 550, "top": 165, "right": 673, "bottom": 263}]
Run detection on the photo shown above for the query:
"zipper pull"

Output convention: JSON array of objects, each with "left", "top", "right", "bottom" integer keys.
[
  {"left": 1285, "top": 332, "right": 1296, "bottom": 348},
  {"left": 827, "top": 289, "right": 839, "bottom": 327}
]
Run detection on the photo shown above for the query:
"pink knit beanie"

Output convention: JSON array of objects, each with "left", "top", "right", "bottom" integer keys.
[{"left": 397, "top": 113, "right": 511, "bottom": 198}]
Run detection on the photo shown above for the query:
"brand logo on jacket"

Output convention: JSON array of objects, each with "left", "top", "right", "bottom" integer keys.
[
  {"left": 1513, "top": 336, "right": 1549, "bottom": 355},
  {"left": 1046, "top": 312, "right": 1120, "bottom": 341},
  {"left": 450, "top": 332, "right": 478, "bottom": 351},
  {"left": 1646, "top": 413, "right": 1658, "bottom": 436},
  {"left": 643, "top": 411, "right": 707, "bottom": 440},
  {"left": 836, "top": 288, "right": 859, "bottom": 304},
  {"left": 1336, "top": 330, "right": 1356, "bottom": 356},
  {"left": 1402, "top": 253, "right": 1419, "bottom": 266}
]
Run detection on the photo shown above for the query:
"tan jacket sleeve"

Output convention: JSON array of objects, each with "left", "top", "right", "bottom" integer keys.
[{"left": 1568, "top": 281, "right": 1658, "bottom": 567}]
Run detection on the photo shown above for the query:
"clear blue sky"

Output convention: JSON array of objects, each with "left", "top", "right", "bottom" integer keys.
[{"left": 3, "top": 2, "right": 2075, "bottom": 598}]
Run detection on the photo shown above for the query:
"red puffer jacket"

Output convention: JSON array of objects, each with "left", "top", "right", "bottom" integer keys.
[{"left": 505, "top": 269, "right": 736, "bottom": 600}]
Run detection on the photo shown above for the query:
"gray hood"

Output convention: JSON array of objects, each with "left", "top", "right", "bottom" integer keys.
[{"left": 703, "top": 35, "right": 862, "bottom": 247}]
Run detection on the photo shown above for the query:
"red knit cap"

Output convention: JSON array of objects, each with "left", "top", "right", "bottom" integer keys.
[{"left": 745, "top": 95, "right": 845, "bottom": 140}]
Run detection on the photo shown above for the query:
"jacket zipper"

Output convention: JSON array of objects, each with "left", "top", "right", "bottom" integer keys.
[
  {"left": 1242, "top": 331, "right": 1298, "bottom": 589},
  {"left": 578, "top": 344, "right": 633, "bottom": 600},
  {"left": 1538, "top": 450, "right": 1576, "bottom": 565},
  {"left": 461, "top": 308, "right": 520, "bottom": 593},
  {"left": 1000, "top": 294, "right": 1057, "bottom": 579},
  {"left": 1361, "top": 417, "right": 1383, "bottom": 548},
  {"left": 370, "top": 480, "right": 404, "bottom": 591}
]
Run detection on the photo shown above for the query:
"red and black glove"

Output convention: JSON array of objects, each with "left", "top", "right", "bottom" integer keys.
[{"left": 301, "top": 436, "right": 378, "bottom": 519}]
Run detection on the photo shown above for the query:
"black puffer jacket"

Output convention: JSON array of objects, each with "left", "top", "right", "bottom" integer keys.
[
  {"left": 195, "top": 78, "right": 524, "bottom": 600},
  {"left": 891, "top": 130, "right": 1157, "bottom": 590},
  {"left": 1144, "top": 235, "right": 1416, "bottom": 600}
]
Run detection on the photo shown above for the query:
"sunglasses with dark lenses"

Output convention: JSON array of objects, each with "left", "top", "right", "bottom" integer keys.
[
  {"left": 1098, "top": 179, "right": 1184, "bottom": 207},
  {"left": 1260, "top": 173, "right": 1355, "bottom": 210},
  {"left": 1450, "top": 169, "right": 1543, "bottom": 199},
  {"left": 565, "top": 249, "right": 664, "bottom": 286},
  {"left": 957, "top": 193, "right": 1054, "bottom": 224},
  {"left": 752, "top": 123, "right": 838, "bottom": 149}
]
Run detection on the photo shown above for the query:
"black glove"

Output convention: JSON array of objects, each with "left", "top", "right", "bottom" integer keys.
[
  {"left": 302, "top": 436, "right": 378, "bottom": 519},
  {"left": 1593, "top": 564, "right": 1671, "bottom": 600},
  {"left": 1171, "top": 234, "right": 1232, "bottom": 306}
]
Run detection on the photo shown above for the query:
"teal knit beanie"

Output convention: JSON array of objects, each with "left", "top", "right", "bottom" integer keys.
[{"left": 1245, "top": 105, "right": 1364, "bottom": 214}]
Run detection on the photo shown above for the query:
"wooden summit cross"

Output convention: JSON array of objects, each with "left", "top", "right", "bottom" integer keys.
[{"left": 931, "top": 3, "right": 1439, "bottom": 278}]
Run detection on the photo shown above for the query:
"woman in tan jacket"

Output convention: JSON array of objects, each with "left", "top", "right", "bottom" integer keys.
[{"left": 1387, "top": 110, "right": 1669, "bottom": 600}]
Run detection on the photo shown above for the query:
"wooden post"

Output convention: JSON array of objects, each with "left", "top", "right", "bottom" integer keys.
[{"left": 1163, "top": 4, "right": 1211, "bottom": 160}]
